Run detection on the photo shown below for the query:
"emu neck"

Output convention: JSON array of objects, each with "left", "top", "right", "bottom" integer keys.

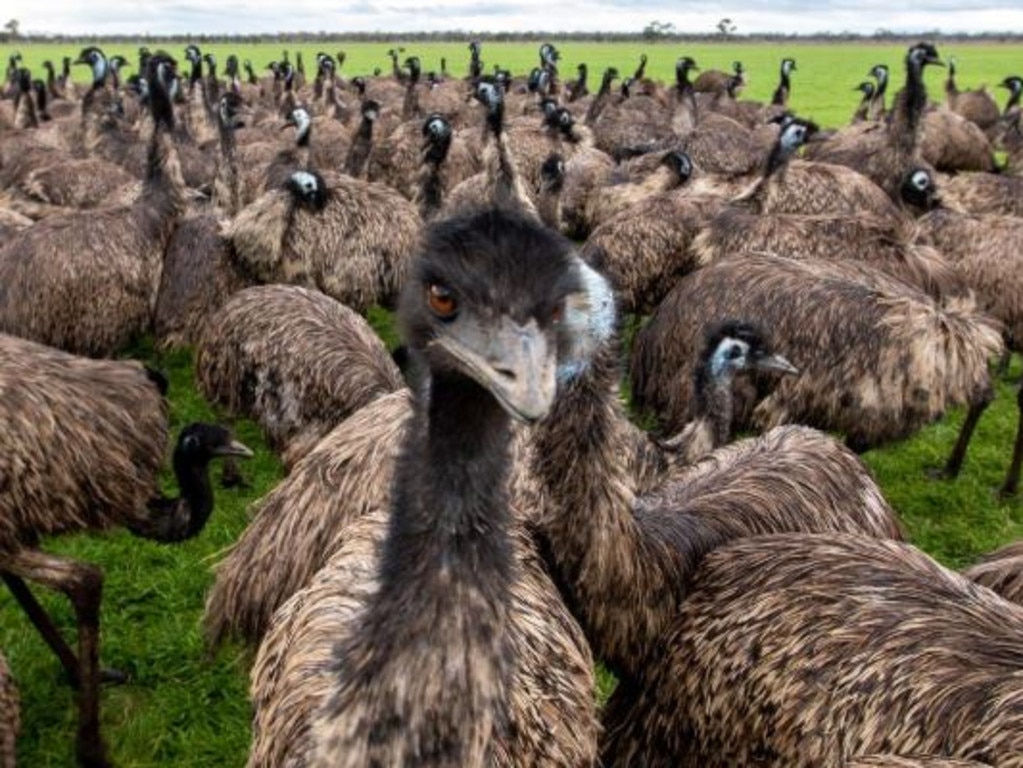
[
  {"left": 343, "top": 115, "right": 374, "bottom": 177},
  {"left": 416, "top": 157, "right": 445, "bottom": 220},
  {"left": 772, "top": 70, "right": 790, "bottom": 106},
  {"left": 1007, "top": 87, "right": 1022, "bottom": 112},
  {"left": 214, "top": 121, "right": 240, "bottom": 216},
  {"left": 384, "top": 371, "right": 515, "bottom": 591},
  {"left": 692, "top": 360, "right": 736, "bottom": 449},
  {"left": 361, "top": 369, "right": 515, "bottom": 765},
  {"left": 135, "top": 124, "right": 186, "bottom": 246},
  {"left": 530, "top": 342, "right": 652, "bottom": 671},
  {"left": 129, "top": 452, "right": 214, "bottom": 543},
  {"left": 172, "top": 452, "right": 215, "bottom": 539},
  {"left": 894, "top": 58, "right": 928, "bottom": 152}
]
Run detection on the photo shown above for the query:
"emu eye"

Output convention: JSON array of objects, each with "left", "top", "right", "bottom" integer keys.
[
  {"left": 550, "top": 302, "right": 564, "bottom": 324},
  {"left": 427, "top": 284, "right": 458, "bottom": 320}
]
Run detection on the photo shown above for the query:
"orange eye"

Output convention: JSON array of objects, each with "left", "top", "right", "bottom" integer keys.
[
  {"left": 427, "top": 284, "right": 458, "bottom": 319},
  {"left": 551, "top": 303, "right": 564, "bottom": 324}
]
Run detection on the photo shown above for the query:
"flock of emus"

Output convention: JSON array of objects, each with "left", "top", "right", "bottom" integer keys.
[{"left": 1, "top": 35, "right": 1023, "bottom": 767}]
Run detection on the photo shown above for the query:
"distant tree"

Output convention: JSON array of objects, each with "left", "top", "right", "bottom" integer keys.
[
  {"left": 3, "top": 18, "right": 19, "bottom": 38},
  {"left": 716, "top": 17, "right": 737, "bottom": 38},
  {"left": 642, "top": 20, "right": 676, "bottom": 41}
]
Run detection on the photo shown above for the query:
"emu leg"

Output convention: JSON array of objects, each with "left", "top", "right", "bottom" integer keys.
[
  {"left": 939, "top": 383, "right": 994, "bottom": 479},
  {"left": 999, "top": 382, "right": 1023, "bottom": 498},
  {"left": 1, "top": 572, "right": 80, "bottom": 685},
  {"left": 996, "top": 347, "right": 1013, "bottom": 378},
  {"left": 4, "top": 549, "right": 110, "bottom": 768}
]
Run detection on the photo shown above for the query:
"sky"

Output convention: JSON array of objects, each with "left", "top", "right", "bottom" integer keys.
[{"left": 14, "top": 0, "right": 1023, "bottom": 37}]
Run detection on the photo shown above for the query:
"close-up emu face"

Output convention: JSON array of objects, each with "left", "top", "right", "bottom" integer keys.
[
  {"left": 781, "top": 57, "right": 797, "bottom": 75},
  {"left": 399, "top": 210, "right": 582, "bottom": 422}
]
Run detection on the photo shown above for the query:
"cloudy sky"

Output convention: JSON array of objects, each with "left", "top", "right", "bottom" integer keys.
[{"left": 15, "top": 0, "right": 1023, "bottom": 36}]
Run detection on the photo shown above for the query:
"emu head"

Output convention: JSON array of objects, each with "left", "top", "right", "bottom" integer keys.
[{"left": 286, "top": 169, "right": 329, "bottom": 211}]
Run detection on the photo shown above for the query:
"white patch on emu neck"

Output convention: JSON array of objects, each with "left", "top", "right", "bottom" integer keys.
[
  {"left": 557, "top": 259, "right": 616, "bottom": 385},
  {"left": 291, "top": 171, "right": 319, "bottom": 195},
  {"left": 710, "top": 338, "right": 748, "bottom": 380}
]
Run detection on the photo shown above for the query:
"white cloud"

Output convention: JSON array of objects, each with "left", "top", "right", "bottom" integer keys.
[{"left": 16, "top": 0, "right": 1023, "bottom": 35}]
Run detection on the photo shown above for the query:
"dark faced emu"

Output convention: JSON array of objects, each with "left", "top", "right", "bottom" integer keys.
[
  {"left": 0, "top": 334, "right": 252, "bottom": 767},
  {"left": 291, "top": 208, "right": 589, "bottom": 766}
]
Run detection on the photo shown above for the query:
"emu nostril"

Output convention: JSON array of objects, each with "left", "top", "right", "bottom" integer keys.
[{"left": 495, "top": 367, "right": 516, "bottom": 380}]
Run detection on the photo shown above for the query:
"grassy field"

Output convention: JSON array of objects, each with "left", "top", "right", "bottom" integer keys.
[
  {"left": 2, "top": 37, "right": 1023, "bottom": 767},
  {"left": 9, "top": 39, "right": 1023, "bottom": 128}
]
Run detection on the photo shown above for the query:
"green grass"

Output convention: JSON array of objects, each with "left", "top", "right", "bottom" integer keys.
[
  {"left": 0, "top": 344, "right": 284, "bottom": 766},
  {"left": 2, "top": 36, "right": 1023, "bottom": 766},
  {"left": 10, "top": 39, "right": 1023, "bottom": 128}
]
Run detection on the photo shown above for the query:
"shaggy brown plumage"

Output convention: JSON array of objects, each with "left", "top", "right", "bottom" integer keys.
[
  {"left": 0, "top": 334, "right": 168, "bottom": 550},
  {"left": 581, "top": 187, "right": 723, "bottom": 314},
  {"left": 630, "top": 254, "right": 1002, "bottom": 450},
  {"left": 0, "top": 205, "right": 32, "bottom": 241},
  {"left": 600, "top": 533, "right": 1023, "bottom": 765},
  {"left": 945, "top": 57, "right": 1000, "bottom": 133},
  {"left": 557, "top": 144, "right": 617, "bottom": 239},
  {"left": 248, "top": 510, "right": 598, "bottom": 768},
  {"left": 919, "top": 108, "right": 996, "bottom": 172},
  {"left": 154, "top": 92, "right": 254, "bottom": 348},
  {"left": 526, "top": 279, "right": 903, "bottom": 763},
  {"left": 0, "top": 652, "right": 16, "bottom": 768},
  {"left": 693, "top": 208, "right": 965, "bottom": 300},
  {"left": 755, "top": 158, "right": 910, "bottom": 228},
  {"left": 442, "top": 81, "right": 538, "bottom": 218},
  {"left": 203, "top": 390, "right": 412, "bottom": 649},
  {"left": 196, "top": 284, "right": 403, "bottom": 466},
  {"left": 533, "top": 325, "right": 902, "bottom": 684},
  {"left": 0, "top": 58, "right": 185, "bottom": 357},
  {"left": 224, "top": 168, "right": 420, "bottom": 313},
  {"left": 933, "top": 170, "right": 1023, "bottom": 216},
  {"left": 847, "top": 759, "right": 988, "bottom": 768},
  {"left": 18, "top": 156, "right": 136, "bottom": 210},
  {"left": 578, "top": 150, "right": 693, "bottom": 233},
  {"left": 368, "top": 115, "right": 479, "bottom": 201},
  {"left": 961, "top": 540, "right": 1023, "bottom": 605},
  {"left": 249, "top": 208, "right": 598, "bottom": 766},
  {"left": 153, "top": 213, "right": 252, "bottom": 348}
]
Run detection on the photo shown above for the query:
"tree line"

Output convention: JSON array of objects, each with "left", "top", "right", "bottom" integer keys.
[{"left": 4, "top": 28, "right": 1023, "bottom": 45}]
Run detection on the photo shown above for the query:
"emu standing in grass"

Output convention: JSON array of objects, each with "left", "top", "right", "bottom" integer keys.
[
  {"left": 196, "top": 284, "right": 404, "bottom": 469},
  {"left": 630, "top": 254, "right": 1002, "bottom": 454},
  {"left": 906, "top": 167, "right": 1023, "bottom": 494},
  {"left": 249, "top": 209, "right": 600, "bottom": 767},
  {"left": 0, "top": 333, "right": 251, "bottom": 767},
  {"left": 0, "top": 54, "right": 185, "bottom": 357}
]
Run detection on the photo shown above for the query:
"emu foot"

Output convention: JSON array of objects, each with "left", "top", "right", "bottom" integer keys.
[
  {"left": 926, "top": 465, "right": 957, "bottom": 481},
  {"left": 100, "top": 667, "right": 129, "bottom": 685}
]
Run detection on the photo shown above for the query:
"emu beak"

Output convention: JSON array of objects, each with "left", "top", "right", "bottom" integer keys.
[
  {"left": 213, "top": 440, "right": 255, "bottom": 458},
  {"left": 432, "top": 317, "right": 557, "bottom": 424},
  {"left": 754, "top": 352, "right": 799, "bottom": 376}
]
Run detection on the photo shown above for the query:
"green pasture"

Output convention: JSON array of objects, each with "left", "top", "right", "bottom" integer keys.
[
  {"left": 9, "top": 39, "right": 1023, "bottom": 128},
  {"left": 1, "top": 36, "right": 1023, "bottom": 767}
]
